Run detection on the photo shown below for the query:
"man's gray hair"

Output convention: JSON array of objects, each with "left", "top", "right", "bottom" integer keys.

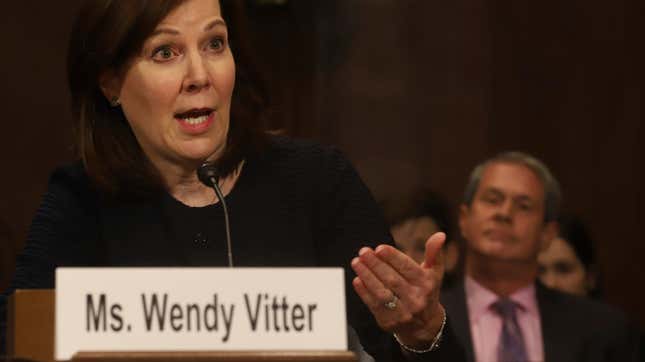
[{"left": 462, "top": 151, "right": 561, "bottom": 222}]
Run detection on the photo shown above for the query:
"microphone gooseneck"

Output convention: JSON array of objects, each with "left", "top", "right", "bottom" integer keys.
[{"left": 197, "top": 162, "right": 234, "bottom": 268}]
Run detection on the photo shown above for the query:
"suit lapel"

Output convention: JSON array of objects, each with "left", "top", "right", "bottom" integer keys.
[
  {"left": 537, "top": 283, "right": 574, "bottom": 362},
  {"left": 442, "top": 281, "right": 476, "bottom": 362}
]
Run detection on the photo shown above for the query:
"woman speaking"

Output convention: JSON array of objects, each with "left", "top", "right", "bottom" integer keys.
[{"left": 1, "top": 1, "right": 455, "bottom": 360}]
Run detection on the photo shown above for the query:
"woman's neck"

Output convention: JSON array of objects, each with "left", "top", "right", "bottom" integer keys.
[{"left": 159, "top": 159, "right": 244, "bottom": 207}]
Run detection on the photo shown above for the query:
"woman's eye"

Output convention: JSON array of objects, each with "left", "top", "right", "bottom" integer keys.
[
  {"left": 554, "top": 262, "right": 573, "bottom": 274},
  {"left": 208, "top": 38, "right": 225, "bottom": 51},
  {"left": 152, "top": 46, "right": 176, "bottom": 61}
]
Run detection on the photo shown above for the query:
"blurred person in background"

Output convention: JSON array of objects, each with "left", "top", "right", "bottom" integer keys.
[
  {"left": 442, "top": 151, "right": 639, "bottom": 362},
  {"left": 538, "top": 214, "right": 599, "bottom": 297},
  {"left": 384, "top": 189, "right": 461, "bottom": 290},
  {"left": 539, "top": 215, "right": 645, "bottom": 360}
]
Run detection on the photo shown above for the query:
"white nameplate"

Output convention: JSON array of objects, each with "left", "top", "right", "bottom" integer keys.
[{"left": 55, "top": 268, "right": 347, "bottom": 360}]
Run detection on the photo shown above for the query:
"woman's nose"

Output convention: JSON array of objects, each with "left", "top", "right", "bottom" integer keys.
[
  {"left": 183, "top": 51, "right": 210, "bottom": 93},
  {"left": 540, "top": 270, "right": 556, "bottom": 288}
]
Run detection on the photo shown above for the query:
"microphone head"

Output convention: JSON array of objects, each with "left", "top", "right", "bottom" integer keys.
[{"left": 197, "top": 162, "right": 220, "bottom": 187}]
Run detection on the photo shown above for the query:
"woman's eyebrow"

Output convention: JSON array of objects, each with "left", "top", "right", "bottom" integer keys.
[
  {"left": 149, "top": 19, "right": 226, "bottom": 38},
  {"left": 204, "top": 19, "right": 227, "bottom": 31},
  {"left": 150, "top": 27, "right": 180, "bottom": 37}
]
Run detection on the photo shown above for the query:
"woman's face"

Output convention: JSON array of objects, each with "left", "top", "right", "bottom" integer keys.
[
  {"left": 107, "top": 0, "right": 235, "bottom": 171},
  {"left": 537, "top": 237, "right": 590, "bottom": 296}
]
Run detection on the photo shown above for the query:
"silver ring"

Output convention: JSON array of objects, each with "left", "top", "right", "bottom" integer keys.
[{"left": 384, "top": 294, "right": 398, "bottom": 310}]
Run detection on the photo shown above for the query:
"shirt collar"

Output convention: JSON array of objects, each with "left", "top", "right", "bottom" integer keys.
[{"left": 465, "top": 276, "right": 539, "bottom": 323}]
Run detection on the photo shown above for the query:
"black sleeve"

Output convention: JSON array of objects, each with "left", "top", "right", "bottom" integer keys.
[
  {"left": 310, "top": 146, "right": 393, "bottom": 360},
  {"left": 0, "top": 165, "right": 99, "bottom": 354},
  {"left": 311, "top": 147, "right": 465, "bottom": 361}
]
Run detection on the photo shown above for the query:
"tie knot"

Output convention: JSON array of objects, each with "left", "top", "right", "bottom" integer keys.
[{"left": 491, "top": 298, "right": 519, "bottom": 318}]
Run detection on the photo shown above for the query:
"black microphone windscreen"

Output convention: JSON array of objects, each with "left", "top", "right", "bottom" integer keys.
[{"left": 197, "top": 162, "right": 220, "bottom": 187}]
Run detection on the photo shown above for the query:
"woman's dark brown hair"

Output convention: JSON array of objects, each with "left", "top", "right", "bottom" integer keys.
[{"left": 67, "top": 0, "right": 269, "bottom": 198}]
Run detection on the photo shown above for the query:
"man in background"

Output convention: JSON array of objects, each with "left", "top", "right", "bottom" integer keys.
[{"left": 442, "top": 151, "right": 639, "bottom": 362}]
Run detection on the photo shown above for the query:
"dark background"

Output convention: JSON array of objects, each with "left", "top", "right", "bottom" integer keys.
[{"left": 1, "top": 0, "right": 643, "bottom": 328}]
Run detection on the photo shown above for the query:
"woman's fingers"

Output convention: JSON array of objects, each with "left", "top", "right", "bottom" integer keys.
[
  {"left": 373, "top": 244, "right": 426, "bottom": 283},
  {"left": 357, "top": 247, "right": 424, "bottom": 307},
  {"left": 422, "top": 232, "right": 446, "bottom": 270},
  {"left": 352, "top": 245, "right": 437, "bottom": 316},
  {"left": 351, "top": 275, "right": 413, "bottom": 332},
  {"left": 351, "top": 255, "right": 394, "bottom": 304},
  {"left": 351, "top": 235, "right": 447, "bottom": 344}
]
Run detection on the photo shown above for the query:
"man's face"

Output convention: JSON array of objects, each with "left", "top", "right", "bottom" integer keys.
[{"left": 459, "top": 162, "right": 555, "bottom": 264}]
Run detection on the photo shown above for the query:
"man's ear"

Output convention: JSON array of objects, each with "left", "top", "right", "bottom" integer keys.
[
  {"left": 539, "top": 221, "right": 559, "bottom": 252},
  {"left": 99, "top": 69, "right": 121, "bottom": 103}
]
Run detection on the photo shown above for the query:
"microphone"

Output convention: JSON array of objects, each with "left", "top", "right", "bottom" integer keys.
[{"left": 197, "top": 162, "right": 234, "bottom": 267}]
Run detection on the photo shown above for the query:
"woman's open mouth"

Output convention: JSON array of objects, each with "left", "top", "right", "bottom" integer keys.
[{"left": 175, "top": 108, "right": 215, "bottom": 134}]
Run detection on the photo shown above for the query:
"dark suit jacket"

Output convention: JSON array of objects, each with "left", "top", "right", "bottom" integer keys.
[{"left": 441, "top": 280, "right": 640, "bottom": 362}]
